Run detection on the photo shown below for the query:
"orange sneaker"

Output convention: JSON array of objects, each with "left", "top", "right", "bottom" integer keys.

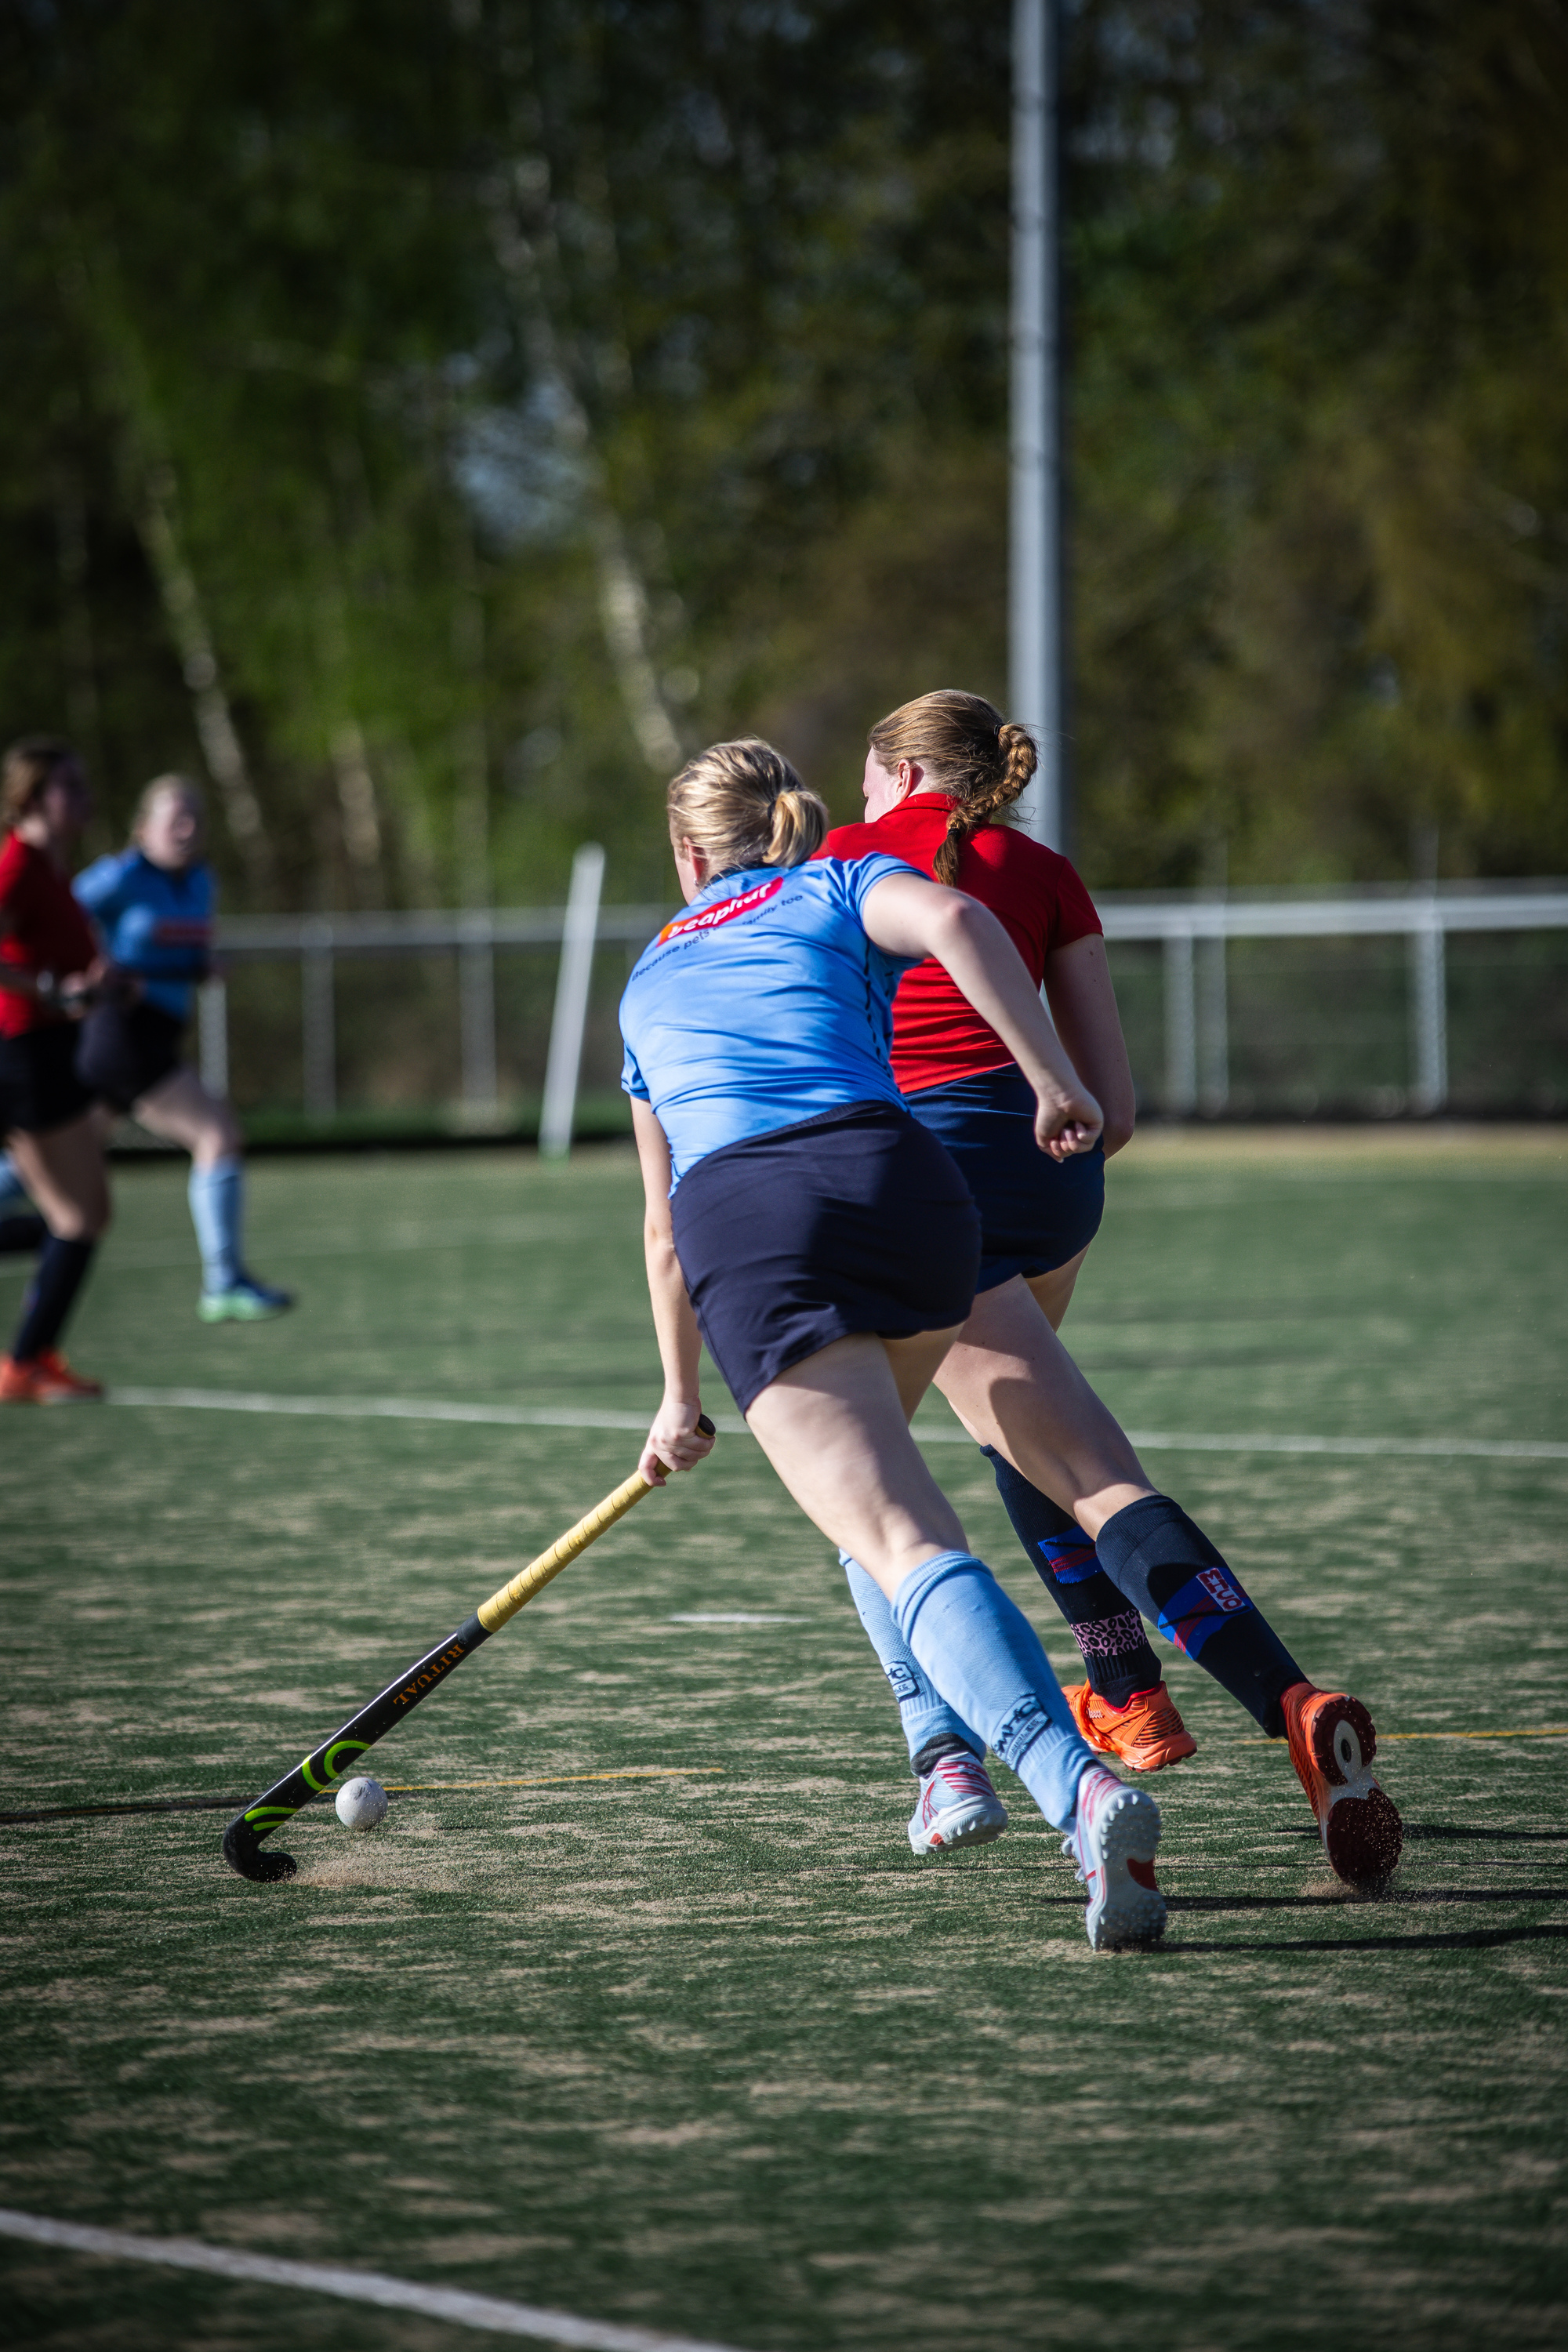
[
  {"left": 1066, "top": 1681, "right": 1198, "bottom": 1771},
  {"left": 1282, "top": 1680, "right": 1403, "bottom": 1888},
  {"left": 0, "top": 1350, "right": 104, "bottom": 1403},
  {"left": 34, "top": 1348, "right": 103, "bottom": 1398}
]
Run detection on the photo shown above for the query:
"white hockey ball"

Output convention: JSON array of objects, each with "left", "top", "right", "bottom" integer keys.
[{"left": 335, "top": 1774, "right": 389, "bottom": 1832}]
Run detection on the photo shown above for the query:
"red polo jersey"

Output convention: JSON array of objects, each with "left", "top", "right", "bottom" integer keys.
[
  {"left": 0, "top": 831, "right": 100, "bottom": 1038},
  {"left": 818, "top": 794, "right": 1102, "bottom": 1094}
]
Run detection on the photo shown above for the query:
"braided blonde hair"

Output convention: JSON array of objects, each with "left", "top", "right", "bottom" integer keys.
[
  {"left": 867, "top": 691, "right": 1037, "bottom": 885},
  {"left": 667, "top": 738, "right": 827, "bottom": 878}
]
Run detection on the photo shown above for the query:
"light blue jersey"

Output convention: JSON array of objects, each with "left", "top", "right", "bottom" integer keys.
[
  {"left": 74, "top": 849, "right": 215, "bottom": 1021},
  {"left": 620, "top": 853, "right": 919, "bottom": 1187}
]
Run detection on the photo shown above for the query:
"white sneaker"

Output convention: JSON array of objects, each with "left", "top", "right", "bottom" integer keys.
[
  {"left": 908, "top": 1751, "right": 1010, "bottom": 1854},
  {"left": 1065, "top": 1764, "right": 1166, "bottom": 1950}
]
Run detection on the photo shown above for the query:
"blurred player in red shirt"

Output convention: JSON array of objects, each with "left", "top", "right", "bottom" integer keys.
[{"left": 0, "top": 737, "right": 111, "bottom": 1400}]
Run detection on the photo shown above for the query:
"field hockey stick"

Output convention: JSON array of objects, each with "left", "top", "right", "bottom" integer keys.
[{"left": 221, "top": 1417, "right": 715, "bottom": 1885}]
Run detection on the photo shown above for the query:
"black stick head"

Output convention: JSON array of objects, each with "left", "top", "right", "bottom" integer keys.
[{"left": 223, "top": 1817, "right": 298, "bottom": 1883}]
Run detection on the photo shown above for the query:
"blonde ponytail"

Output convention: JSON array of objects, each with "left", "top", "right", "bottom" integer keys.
[
  {"left": 764, "top": 786, "right": 827, "bottom": 869},
  {"left": 668, "top": 739, "right": 827, "bottom": 878}
]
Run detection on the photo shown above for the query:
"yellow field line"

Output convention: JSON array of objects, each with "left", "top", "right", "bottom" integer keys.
[
  {"left": 1235, "top": 1726, "right": 1568, "bottom": 1746},
  {"left": 1367, "top": 1726, "right": 1568, "bottom": 1742},
  {"left": 379, "top": 1766, "right": 727, "bottom": 1792}
]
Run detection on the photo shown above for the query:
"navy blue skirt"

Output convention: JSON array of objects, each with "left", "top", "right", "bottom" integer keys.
[
  {"left": 76, "top": 1000, "right": 184, "bottom": 1113},
  {"left": 904, "top": 1065, "right": 1105, "bottom": 1291},
  {"left": 670, "top": 1099, "right": 981, "bottom": 1414},
  {"left": 0, "top": 1022, "right": 94, "bottom": 1138}
]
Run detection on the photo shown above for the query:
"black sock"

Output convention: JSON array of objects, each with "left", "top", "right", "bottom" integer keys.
[
  {"left": 982, "top": 1446, "right": 1165, "bottom": 1710},
  {"left": 0, "top": 1212, "right": 46, "bottom": 1255},
  {"left": 1094, "top": 1494, "right": 1305, "bottom": 1738},
  {"left": 911, "top": 1731, "right": 982, "bottom": 1776},
  {"left": 12, "top": 1236, "right": 95, "bottom": 1362}
]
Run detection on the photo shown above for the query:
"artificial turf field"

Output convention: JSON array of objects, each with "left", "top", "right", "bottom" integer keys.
[{"left": 1, "top": 1128, "right": 1565, "bottom": 2352}]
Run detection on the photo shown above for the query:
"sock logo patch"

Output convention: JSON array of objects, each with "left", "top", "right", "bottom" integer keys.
[
  {"left": 1156, "top": 1566, "right": 1253, "bottom": 1658},
  {"left": 884, "top": 1661, "right": 922, "bottom": 1707},
  {"left": 993, "top": 1693, "right": 1048, "bottom": 1766},
  {"left": 1037, "top": 1534, "right": 1098, "bottom": 1584}
]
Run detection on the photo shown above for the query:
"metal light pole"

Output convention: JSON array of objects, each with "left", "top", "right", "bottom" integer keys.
[{"left": 1011, "top": 0, "right": 1068, "bottom": 853}]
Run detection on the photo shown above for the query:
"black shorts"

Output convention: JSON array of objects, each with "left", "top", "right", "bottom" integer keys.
[
  {"left": 76, "top": 1001, "right": 185, "bottom": 1114},
  {"left": 0, "top": 1022, "right": 96, "bottom": 1138},
  {"left": 904, "top": 1065, "right": 1105, "bottom": 1291},
  {"left": 670, "top": 1098, "right": 982, "bottom": 1414}
]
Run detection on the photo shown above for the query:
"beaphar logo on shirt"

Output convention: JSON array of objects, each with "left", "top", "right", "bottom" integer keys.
[{"left": 657, "top": 875, "right": 785, "bottom": 945}]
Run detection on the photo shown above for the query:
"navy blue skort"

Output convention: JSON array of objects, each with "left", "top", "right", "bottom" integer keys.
[
  {"left": 670, "top": 1098, "right": 982, "bottom": 1414},
  {"left": 903, "top": 1065, "right": 1105, "bottom": 1292},
  {"left": 0, "top": 1021, "right": 95, "bottom": 1138},
  {"left": 76, "top": 1000, "right": 185, "bottom": 1113}
]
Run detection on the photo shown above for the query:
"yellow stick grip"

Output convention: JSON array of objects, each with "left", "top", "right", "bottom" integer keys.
[
  {"left": 476, "top": 1464, "right": 659, "bottom": 1633},
  {"left": 474, "top": 1416, "right": 713, "bottom": 1635}
]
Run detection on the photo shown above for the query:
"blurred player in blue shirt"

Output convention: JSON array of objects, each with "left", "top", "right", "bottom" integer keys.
[{"left": 72, "top": 775, "right": 292, "bottom": 1321}]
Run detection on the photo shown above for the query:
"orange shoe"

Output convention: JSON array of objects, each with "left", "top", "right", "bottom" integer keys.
[
  {"left": 34, "top": 1348, "right": 103, "bottom": 1397},
  {"left": 1282, "top": 1680, "right": 1403, "bottom": 1888},
  {"left": 1066, "top": 1681, "right": 1198, "bottom": 1771},
  {"left": 0, "top": 1350, "right": 104, "bottom": 1403}
]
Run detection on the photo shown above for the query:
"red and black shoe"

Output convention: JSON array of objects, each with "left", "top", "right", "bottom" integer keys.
[
  {"left": 0, "top": 1349, "right": 104, "bottom": 1403},
  {"left": 1282, "top": 1681, "right": 1403, "bottom": 1888}
]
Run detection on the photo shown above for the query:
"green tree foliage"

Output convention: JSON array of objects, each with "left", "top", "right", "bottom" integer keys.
[
  {"left": 0, "top": 1, "right": 1563, "bottom": 908},
  {"left": 1069, "top": 0, "right": 1568, "bottom": 885}
]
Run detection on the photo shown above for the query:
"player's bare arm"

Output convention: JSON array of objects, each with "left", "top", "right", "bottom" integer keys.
[
  {"left": 632, "top": 1095, "right": 716, "bottom": 1486},
  {"left": 1043, "top": 932, "right": 1136, "bottom": 1157},
  {"left": 859, "top": 869, "right": 1103, "bottom": 1159}
]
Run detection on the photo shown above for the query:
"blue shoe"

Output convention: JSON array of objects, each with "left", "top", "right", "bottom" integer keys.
[
  {"left": 1065, "top": 1765, "right": 1166, "bottom": 1951},
  {"left": 198, "top": 1274, "right": 295, "bottom": 1323},
  {"left": 908, "top": 1749, "right": 1010, "bottom": 1853}
]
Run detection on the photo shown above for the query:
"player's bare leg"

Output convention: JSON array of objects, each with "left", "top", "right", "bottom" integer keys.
[
  {"left": 127, "top": 1065, "right": 292, "bottom": 1320},
  {"left": 745, "top": 1330, "right": 964, "bottom": 1595},
  {"left": 744, "top": 1331, "right": 1162, "bottom": 1941},
  {"left": 0, "top": 1112, "right": 109, "bottom": 1399}
]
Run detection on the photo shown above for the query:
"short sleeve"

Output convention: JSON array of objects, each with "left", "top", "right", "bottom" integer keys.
[
  {"left": 620, "top": 1041, "right": 650, "bottom": 1102},
  {"left": 1051, "top": 855, "right": 1103, "bottom": 948},
  {"left": 837, "top": 851, "right": 923, "bottom": 921},
  {"left": 72, "top": 852, "right": 128, "bottom": 920},
  {"left": 0, "top": 837, "right": 28, "bottom": 919}
]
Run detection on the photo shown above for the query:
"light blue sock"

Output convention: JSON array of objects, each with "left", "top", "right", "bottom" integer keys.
[
  {"left": 893, "top": 1551, "right": 1098, "bottom": 1832},
  {"left": 843, "top": 1554, "right": 985, "bottom": 1771},
  {"left": 0, "top": 1155, "right": 29, "bottom": 1213},
  {"left": 188, "top": 1157, "right": 245, "bottom": 1294}
]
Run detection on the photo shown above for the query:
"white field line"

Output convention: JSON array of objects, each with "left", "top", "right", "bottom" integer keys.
[
  {"left": 0, "top": 1223, "right": 572, "bottom": 1277},
  {"left": 0, "top": 2208, "right": 748, "bottom": 2352},
  {"left": 1118, "top": 1428, "right": 1568, "bottom": 1462},
  {"left": 110, "top": 1386, "right": 657, "bottom": 1432},
  {"left": 668, "top": 1613, "right": 811, "bottom": 1625},
  {"left": 103, "top": 1385, "right": 1568, "bottom": 1463}
]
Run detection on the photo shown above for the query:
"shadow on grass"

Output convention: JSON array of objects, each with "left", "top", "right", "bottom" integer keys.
[
  {"left": 1272, "top": 1820, "right": 1568, "bottom": 1843},
  {"left": 1163, "top": 1920, "right": 1568, "bottom": 1956},
  {"left": 1169, "top": 1885, "right": 1567, "bottom": 1911},
  {"left": 1401, "top": 1821, "right": 1568, "bottom": 1844}
]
